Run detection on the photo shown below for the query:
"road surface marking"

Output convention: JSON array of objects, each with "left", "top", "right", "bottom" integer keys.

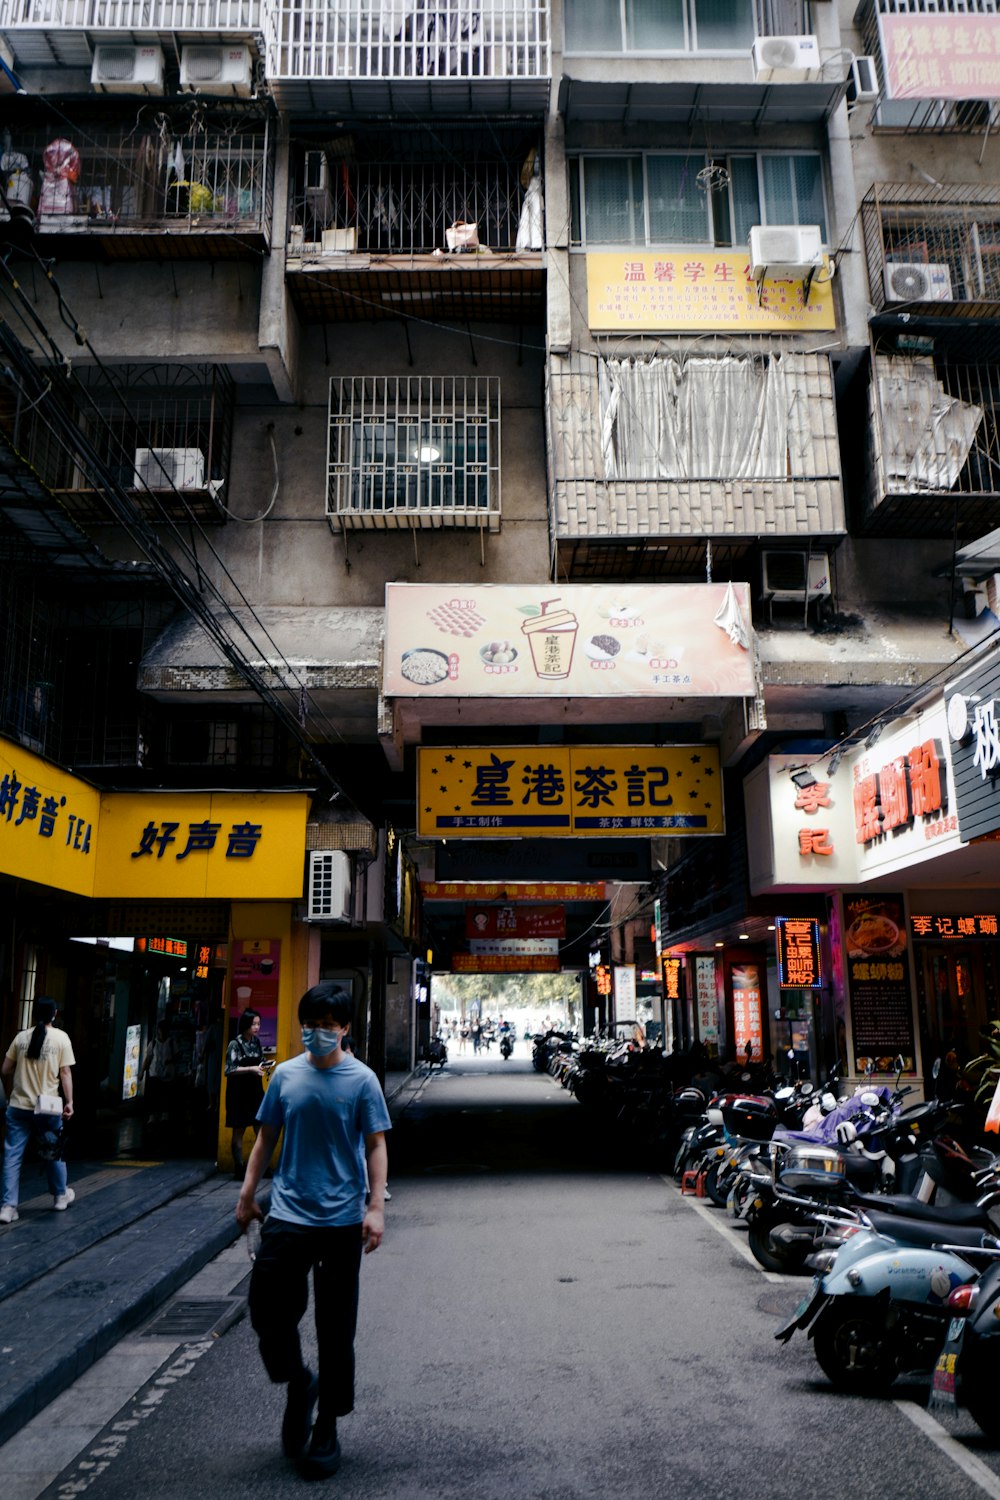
[
  {"left": 895, "top": 1400, "right": 1000, "bottom": 1498},
  {"left": 662, "top": 1176, "right": 796, "bottom": 1285}
]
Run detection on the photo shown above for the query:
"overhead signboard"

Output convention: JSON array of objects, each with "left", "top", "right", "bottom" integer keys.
[
  {"left": 418, "top": 746, "right": 724, "bottom": 839},
  {"left": 586, "top": 251, "right": 835, "bottom": 333},
  {"left": 452, "top": 953, "right": 561, "bottom": 973},
  {"left": 945, "top": 648, "right": 1000, "bottom": 842},
  {"left": 775, "top": 917, "right": 822, "bottom": 989},
  {"left": 880, "top": 12, "right": 1000, "bottom": 100},
  {"left": 423, "top": 882, "right": 605, "bottom": 901},
  {"left": 384, "top": 583, "right": 756, "bottom": 699},
  {"left": 468, "top": 938, "right": 560, "bottom": 956},
  {"left": 465, "top": 904, "right": 565, "bottom": 939}
]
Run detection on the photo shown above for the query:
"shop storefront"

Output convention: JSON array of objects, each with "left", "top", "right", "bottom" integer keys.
[{"left": 0, "top": 733, "right": 310, "bottom": 1163}]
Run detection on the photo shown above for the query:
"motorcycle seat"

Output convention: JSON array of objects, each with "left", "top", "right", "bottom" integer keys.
[
  {"left": 854, "top": 1192, "right": 987, "bottom": 1226},
  {"left": 863, "top": 1207, "right": 989, "bottom": 1249}
]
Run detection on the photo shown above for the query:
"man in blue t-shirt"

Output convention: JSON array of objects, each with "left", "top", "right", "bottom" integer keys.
[{"left": 236, "top": 981, "right": 391, "bottom": 1480}]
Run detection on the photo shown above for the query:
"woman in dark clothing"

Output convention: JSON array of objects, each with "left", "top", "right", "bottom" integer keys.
[{"left": 226, "top": 1009, "right": 265, "bottom": 1180}]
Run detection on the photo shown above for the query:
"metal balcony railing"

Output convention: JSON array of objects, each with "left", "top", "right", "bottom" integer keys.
[
  {"left": 862, "top": 183, "right": 1000, "bottom": 313},
  {"left": 563, "top": 0, "right": 808, "bottom": 53},
  {"left": 289, "top": 130, "right": 539, "bottom": 254},
  {"left": 6, "top": 363, "right": 236, "bottom": 524},
  {"left": 327, "top": 375, "right": 501, "bottom": 531},
  {"left": 0, "top": 0, "right": 258, "bottom": 28},
  {"left": 264, "top": 0, "right": 549, "bottom": 82},
  {"left": 0, "top": 118, "right": 272, "bottom": 240}
]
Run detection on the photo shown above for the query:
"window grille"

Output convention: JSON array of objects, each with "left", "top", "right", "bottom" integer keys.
[
  {"left": 18, "top": 946, "right": 38, "bottom": 1033},
  {"left": 327, "top": 376, "right": 501, "bottom": 529}
]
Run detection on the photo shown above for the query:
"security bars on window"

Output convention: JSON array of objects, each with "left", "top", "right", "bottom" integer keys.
[{"left": 327, "top": 376, "right": 500, "bottom": 529}]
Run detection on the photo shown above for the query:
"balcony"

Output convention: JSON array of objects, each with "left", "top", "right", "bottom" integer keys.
[
  {"left": 0, "top": 110, "right": 272, "bottom": 258},
  {"left": 0, "top": 0, "right": 259, "bottom": 68},
  {"left": 327, "top": 375, "right": 501, "bottom": 531},
  {"left": 547, "top": 346, "right": 845, "bottom": 580},
  {"left": 262, "top": 0, "right": 550, "bottom": 113},
  {"left": 4, "top": 363, "right": 235, "bottom": 525},
  {"left": 559, "top": 0, "right": 844, "bottom": 126},
  {"left": 285, "top": 125, "right": 544, "bottom": 322},
  {"left": 861, "top": 342, "right": 1000, "bottom": 538},
  {"left": 856, "top": 0, "right": 1000, "bottom": 134},
  {"left": 862, "top": 184, "right": 1000, "bottom": 339}
]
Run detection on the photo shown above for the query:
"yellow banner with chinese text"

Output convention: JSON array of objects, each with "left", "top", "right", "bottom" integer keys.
[
  {"left": 417, "top": 746, "right": 723, "bottom": 839},
  {"left": 586, "top": 250, "right": 836, "bottom": 332}
]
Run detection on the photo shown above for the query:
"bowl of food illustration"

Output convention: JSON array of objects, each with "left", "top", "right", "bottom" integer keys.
[
  {"left": 846, "top": 910, "right": 902, "bottom": 957},
  {"left": 400, "top": 647, "right": 450, "bottom": 686},
  {"left": 479, "top": 641, "right": 517, "bottom": 666},
  {"left": 584, "top": 634, "right": 621, "bottom": 661}
]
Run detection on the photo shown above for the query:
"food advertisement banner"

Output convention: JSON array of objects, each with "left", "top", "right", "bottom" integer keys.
[
  {"left": 586, "top": 251, "right": 835, "bottom": 333},
  {"left": 384, "top": 584, "right": 756, "bottom": 699},
  {"left": 695, "top": 955, "right": 720, "bottom": 1049},
  {"left": 418, "top": 746, "right": 724, "bottom": 839},
  {"left": 731, "top": 963, "right": 764, "bottom": 1061},
  {"left": 881, "top": 13, "right": 1000, "bottom": 99},
  {"left": 844, "top": 894, "right": 916, "bottom": 1074},
  {"left": 465, "top": 904, "right": 565, "bottom": 939}
]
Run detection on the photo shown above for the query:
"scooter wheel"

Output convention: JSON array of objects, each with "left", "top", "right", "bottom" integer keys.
[
  {"left": 747, "top": 1205, "right": 813, "bottom": 1276},
  {"left": 703, "top": 1160, "right": 730, "bottom": 1209},
  {"left": 812, "top": 1297, "right": 900, "bottom": 1396}
]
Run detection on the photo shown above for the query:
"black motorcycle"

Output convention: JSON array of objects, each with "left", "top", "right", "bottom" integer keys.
[
  {"left": 500, "top": 1031, "right": 514, "bottom": 1060},
  {"left": 931, "top": 1245, "right": 1000, "bottom": 1440},
  {"left": 426, "top": 1034, "right": 448, "bottom": 1071}
]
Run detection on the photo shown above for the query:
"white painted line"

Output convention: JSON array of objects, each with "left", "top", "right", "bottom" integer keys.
[
  {"left": 660, "top": 1175, "right": 797, "bottom": 1285},
  {"left": 895, "top": 1400, "right": 1000, "bottom": 1499}
]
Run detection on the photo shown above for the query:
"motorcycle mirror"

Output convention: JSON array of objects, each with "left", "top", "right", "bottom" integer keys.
[
  {"left": 787, "top": 1048, "right": 795, "bottom": 1061},
  {"left": 932, "top": 1057, "right": 942, "bottom": 1080}
]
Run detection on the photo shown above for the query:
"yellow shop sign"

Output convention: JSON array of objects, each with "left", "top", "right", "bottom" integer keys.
[
  {"left": 0, "top": 735, "right": 309, "bottom": 899},
  {"left": 418, "top": 745, "right": 724, "bottom": 839}
]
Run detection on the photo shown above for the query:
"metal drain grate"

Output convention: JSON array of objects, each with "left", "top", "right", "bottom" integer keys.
[{"left": 141, "top": 1296, "right": 244, "bottom": 1339}]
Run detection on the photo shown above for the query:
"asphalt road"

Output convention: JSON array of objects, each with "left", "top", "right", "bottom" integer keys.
[{"left": 32, "top": 1050, "right": 1000, "bottom": 1500}]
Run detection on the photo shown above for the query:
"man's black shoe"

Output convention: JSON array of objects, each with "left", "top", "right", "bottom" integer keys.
[
  {"left": 281, "top": 1369, "right": 318, "bottom": 1459},
  {"left": 297, "top": 1423, "right": 342, "bottom": 1480}
]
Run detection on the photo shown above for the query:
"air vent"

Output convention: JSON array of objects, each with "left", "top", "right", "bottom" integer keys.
[
  {"left": 883, "top": 262, "right": 953, "bottom": 303},
  {"left": 91, "top": 44, "right": 164, "bottom": 94},
  {"left": 307, "top": 850, "right": 352, "bottom": 922}
]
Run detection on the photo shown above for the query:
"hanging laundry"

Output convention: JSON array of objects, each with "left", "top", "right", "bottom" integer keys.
[{"left": 38, "top": 139, "right": 80, "bottom": 216}]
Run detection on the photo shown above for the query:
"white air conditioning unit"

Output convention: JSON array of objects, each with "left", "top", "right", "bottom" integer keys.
[
  {"left": 883, "top": 261, "right": 954, "bottom": 303},
  {"left": 180, "top": 43, "right": 254, "bottom": 96},
  {"left": 133, "top": 447, "right": 206, "bottom": 490},
  {"left": 847, "top": 54, "right": 879, "bottom": 106},
  {"left": 91, "top": 44, "right": 164, "bottom": 94},
  {"left": 748, "top": 224, "right": 824, "bottom": 279},
  {"left": 751, "top": 34, "right": 822, "bottom": 83},
  {"left": 762, "top": 551, "right": 832, "bottom": 601},
  {"left": 307, "top": 850, "right": 352, "bottom": 922}
]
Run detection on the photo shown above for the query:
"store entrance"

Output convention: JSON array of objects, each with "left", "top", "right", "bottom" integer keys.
[
  {"left": 915, "top": 943, "right": 1000, "bottom": 1073},
  {"left": 61, "top": 933, "right": 228, "bottom": 1161}
]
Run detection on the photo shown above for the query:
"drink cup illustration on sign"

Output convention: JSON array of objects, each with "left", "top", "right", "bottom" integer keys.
[{"left": 521, "top": 599, "right": 579, "bottom": 680}]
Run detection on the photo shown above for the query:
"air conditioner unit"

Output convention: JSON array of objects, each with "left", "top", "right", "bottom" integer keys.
[
  {"left": 133, "top": 447, "right": 206, "bottom": 490},
  {"left": 847, "top": 55, "right": 879, "bottom": 106},
  {"left": 883, "top": 262, "right": 954, "bottom": 303},
  {"left": 751, "top": 34, "right": 822, "bottom": 83},
  {"left": 180, "top": 43, "right": 254, "bottom": 96},
  {"left": 307, "top": 850, "right": 352, "bottom": 922},
  {"left": 748, "top": 224, "right": 824, "bottom": 279},
  {"left": 762, "top": 551, "right": 832, "bottom": 601},
  {"left": 91, "top": 44, "right": 164, "bottom": 94}
]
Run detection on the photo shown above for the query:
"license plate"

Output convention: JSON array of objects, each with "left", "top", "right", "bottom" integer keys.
[
  {"left": 928, "top": 1322, "right": 964, "bottom": 1412},
  {"left": 775, "top": 1287, "right": 823, "bottom": 1343}
]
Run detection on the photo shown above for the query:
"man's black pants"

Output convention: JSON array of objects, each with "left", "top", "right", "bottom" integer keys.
[{"left": 249, "top": 1217, "right": 364, "bottom": 1420}]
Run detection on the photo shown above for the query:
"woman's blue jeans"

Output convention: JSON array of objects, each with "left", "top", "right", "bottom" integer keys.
[{"left": 2, "top": 1107, "right": 67, "bottom": 1206}]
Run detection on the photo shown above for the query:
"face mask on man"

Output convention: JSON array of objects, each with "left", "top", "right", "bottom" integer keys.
[{"left": 301, "top": 1027, "right": 342, "bottom": 1058}]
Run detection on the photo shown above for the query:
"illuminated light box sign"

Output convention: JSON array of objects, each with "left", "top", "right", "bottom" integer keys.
[
  {"left": 136, "top": 937, "right": 188, "bottom": 958},
  {"left": 910, "top": 913, "right": 1000, "bottom": 940},
  {"left": 452, "top": 954, "right": 560, "bottom": 973},
  {"left": 418, "top": 746, "right": 723, "bottom": 839},
  {"left": 662, "top": 957, "right": 681, "bottom": 1001},
  {"left": 424, "top": 881, "right": 605, "bottom": 901},
  {"left": 775, "top": 917, "right": 822, "bottom": 989}
]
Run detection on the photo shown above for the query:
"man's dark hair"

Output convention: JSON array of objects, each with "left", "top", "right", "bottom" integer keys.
[{"left": 298, "top": 981, "right": 354, "bottom": 1027}]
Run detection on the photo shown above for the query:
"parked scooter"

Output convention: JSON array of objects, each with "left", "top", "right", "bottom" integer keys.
[
  {"left": 500, "top": 1031, "right": 514, "bottom": 1060},
  {"left": 426, "top": 1033, "right": 448, "bottom": 1071},
  {"left": 775, "top": 1188, "right": 1000, "bottom": 1394},
  {"left": 930, "top": 1245, "right": 1000, "bottom": 1440}
]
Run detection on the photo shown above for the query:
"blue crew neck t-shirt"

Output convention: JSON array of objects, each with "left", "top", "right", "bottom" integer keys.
[{"left": 257, "top": 1052, "right": 392, "bottom": 1228}]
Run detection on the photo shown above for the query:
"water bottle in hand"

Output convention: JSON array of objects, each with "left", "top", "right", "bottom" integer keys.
[{"left": 246, "top": 1218, "right": 262, "bottom": 1262}]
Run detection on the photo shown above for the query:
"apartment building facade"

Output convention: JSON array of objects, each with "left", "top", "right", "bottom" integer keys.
[{"left": 0, "top": 0, "right": 998, "bottom": 1137}]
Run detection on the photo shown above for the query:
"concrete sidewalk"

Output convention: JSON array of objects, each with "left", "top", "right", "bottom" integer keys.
[{"left": 0, "top": 1065, "right": 425, "bottom": 1448}]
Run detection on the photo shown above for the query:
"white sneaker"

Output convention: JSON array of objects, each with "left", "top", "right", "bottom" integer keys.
[
  {"left": 53, "top": 1188, "right": 75, "bottom": 1211},
  {"left": 384, "top": 1187, "right": 392, "bottom": 1201},
  {"left": 0, "top": 1204, "right": 18, "bottom": 1224}
]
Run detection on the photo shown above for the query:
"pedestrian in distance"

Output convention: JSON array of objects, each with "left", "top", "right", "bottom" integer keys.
[
  {"left": 140, "top": 1019, "right": 179, "bottom": 1128},
  {"left": 225, "top": 1008, "right": 265, "bottom": 1180},
  {"left": 458, "top": 1021, "right": 469, "bottom": 1054},
  {"left": 0, "top": 996, "right": 75, "bottom": 1223},
  {"left": 236, "top": 981, "right": 390, "bottom": 1480},
  {"left": 471, "top": 1017, "right": 483, "bottom": 1054}
]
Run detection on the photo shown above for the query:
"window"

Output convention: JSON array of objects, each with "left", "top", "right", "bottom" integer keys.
[
  {"left": 564, "top": 0, "right": 756, "bottom": 52},
  {"left": 327, "top": 377, "right": 501, "bottom": 526},
  {"left": 572, "top": 152, "right": 827, "bottom": 246}
]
